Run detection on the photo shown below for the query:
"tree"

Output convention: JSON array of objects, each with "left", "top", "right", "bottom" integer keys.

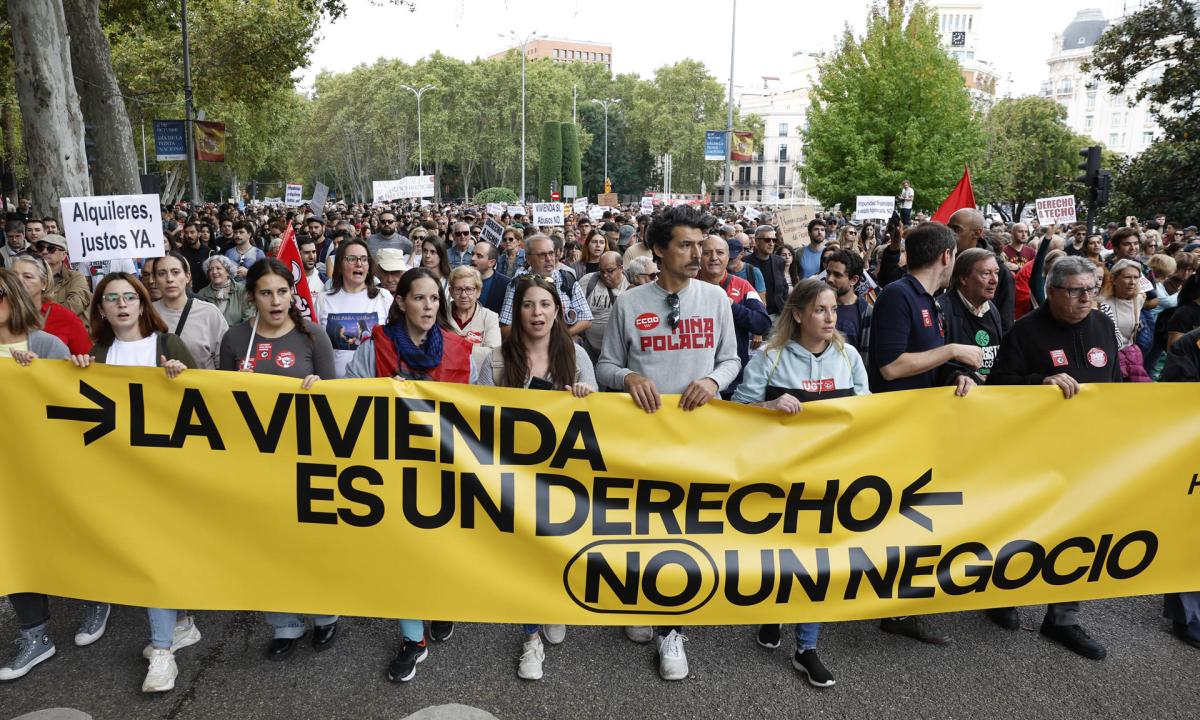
[
  {"left": 1104, "top": 140, "right": 1200, "bottom": 225},
  {"left": 973, "top": 97, "right": 1079, "bottom": 220},
  {"left": 10, "top": 0, "right": 90, "bottom": 216},
  {"left": 474, "top": 187, "right": 518, "bottom": 204},
  {"left": 561, "top": 123, "right": 582, "bottom": 196},
  {"left": 1085, "top": 0, "right": 1199, "bottom": 143},
  {"left": 800, "top": 0, "right": 981, "bottom": 210},
  {"left": 538, "top": 121, "right": 562, "bottom": 201}
]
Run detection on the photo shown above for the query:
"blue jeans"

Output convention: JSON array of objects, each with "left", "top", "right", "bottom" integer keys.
[
  {"left": 794, "top": 622, "right": 820, "bottom": 652},
  {"left": 522, "top": 624, "right": 540, "bottom": 635},
  {"left": 397, "top": 619, "right": 424, "bottom": 643},
  {"left": 264, "top": 612, "right": 339, "bottom": 640},
  {"left": 147, "top": 608, "right": 186, "bottom": 649}
]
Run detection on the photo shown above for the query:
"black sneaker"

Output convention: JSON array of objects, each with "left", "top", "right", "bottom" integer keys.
[
  {"left": 792, "top": 649, "right": 835, "bottom": 687},
  {"left": 985, "top": 607, "right": 1020, "bottom": 631},
  {"left": 757, "top": 624, "right": 781, "bottom": 649},
  {"left": 386, "top": 639, "right": 428, "bottom": 682},
  {"left": 879, "top": 616, "right": 950, "bottom": 645},
  {"left": 429, "top": 621, "right": 454, "bottom": 642},
  {"left": 1040, "top": 619, "right": 1106, "bottom": 660}
]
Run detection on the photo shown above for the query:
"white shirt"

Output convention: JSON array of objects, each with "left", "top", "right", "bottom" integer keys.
[
  {"left": 318, "top": 287, "right": 394, "bottom": 378},
  {"left": 900, "top": 187, "right": 914, "bottom": 209},
  {"left": 106, "top": 335, "right": 158, "bottom": 367}
]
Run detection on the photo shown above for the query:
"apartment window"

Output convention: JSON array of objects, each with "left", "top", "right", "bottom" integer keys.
[
  {"left": 1111, "top": 112, "right": 1123, "bottom": 128},
  {"left": 1084, "top": 115, "right": 1094, "bottom": 130},
  {"left": 1058, "top": 78, "right": 1073, "bottom": 94},
  {"left": 756, "top": 166, "right": 763, "bottom": 186},
  {"left": 778, "top": 122, "right": 788, "bottom": 136},
  {"left": 968, "top": 15, "right": 973, "bottom": 30},
  {"left": 778, "top": 143, "right": 788, "bottom": 162},
  {"left": 778, "top": 166, "right": 787, "bottom": 187},
  {"left": 1143, "top": 130, "right": 1154, "bottom": 145},
  {"left": 1109, "top": 133, "right": 1120, "bottom": 146},
  {"left": 1086, "top": 91, "right": 1096, "bottom": 111}
]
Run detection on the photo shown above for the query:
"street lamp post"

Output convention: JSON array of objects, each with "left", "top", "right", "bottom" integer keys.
[
  {"left": 399, "top": 83, "right": 437, "bottom": 176},
  {"left": 503, "top": 31, "right": 541, "bottom": 202},
  {"left": 591, "top": 98, "right": 620, "bottom": 184}
]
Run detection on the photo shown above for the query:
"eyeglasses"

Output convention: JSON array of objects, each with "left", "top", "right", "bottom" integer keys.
[
  {"left": 101, "top": 291, "right": 140, "bottom": 304},
  {"left": 450, "top": 286, "right": 478, "bottom": 295},
  {"left": 1054, "top": 285, "right": 1100, "bottom": 298},
  {"left": 528, "top": 251, "right": 556, "bottom": 260},
  {"left": 454, "top": 231, "right": 471, "bottom": 236},
  {"left": 34, "top": 242, "right": 63, "bottom": 253},
  {"left": 638, "top": 271, "right": 660, "bottom": 279},
  {"left": 666, "top": 292, "right": 680, "bottom": 330},
  {"left": 343, "top": 255, "right": 370, "bottom": 265}
]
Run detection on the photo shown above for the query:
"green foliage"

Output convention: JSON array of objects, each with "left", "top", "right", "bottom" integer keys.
[
  {"left": 974, "top": 97, "right": 1080, "bottom": 219},
  {"left": 1085, "top": 0, "right": 1199, "bottom": 143},
  {"left": 538, "top": 121, "right": 563, "bottom": 201},
  {"left": 801, "top": 0, "right": 982, "bottom": 209},
  {"left": 473, "top": 186, "right": 518, "bottom": 203},
  {"left": 561, "top": 123, "right": 582, "bottom": 195},
  {"left": 1105, "top": 139, "right": 1200, "bottom": 225}
]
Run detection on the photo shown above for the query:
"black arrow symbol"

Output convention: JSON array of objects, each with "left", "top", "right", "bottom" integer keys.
[
  {"left": 899, "top": 469, "right": 962, "bottom": 532},
  {"left": 46, "top": 380, "right": 116, "bottom": 445}
]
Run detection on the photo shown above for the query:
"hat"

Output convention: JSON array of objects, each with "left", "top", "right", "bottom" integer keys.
[
  {"left": 619, "top": 225, "right": 636, "bottom": 243},
  {"left": 39, "top": 234, "right": 68, "bottom": 250},
  {"left": 727, "top": 236, "right": 744, "bottom": 255},
  {"left": 1184, "top": 243, "right": 1200, "bottom": 253},
  {"left": 1185, "top": 226, "right": 1198, "bottom": 233},
  {"left": 376, "top": 248, "right": 407, "bottom": 272}
]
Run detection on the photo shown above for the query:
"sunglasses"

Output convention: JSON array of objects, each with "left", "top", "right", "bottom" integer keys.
[
  {"left": 34, "top": 242, "right": 63, "bottom": 253},
  {"left": 380, "top": 219, "right": 396, "bottom": 224},
  {"left": 454, "top": 231, "right": 471, "bottom": 236},
  {"left": 666, "top": 292, "right": 680, "bottom": 331},
  {"left": 101, "top": 291, "right": 139, "bottom": 304}
]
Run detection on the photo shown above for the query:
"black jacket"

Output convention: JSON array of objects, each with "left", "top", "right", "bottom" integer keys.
[
  {"left": 1161, "top": 327, "right": 1200, "bottom": 382},
  {"left": 480, "top": 270, "right": 511, "bottom": 315},
  {"left": 991, "top": 305, "right": 1121, "bottom": 386},
  {"left": 744, "top": 252, "right": 789, "bottom": 315}
]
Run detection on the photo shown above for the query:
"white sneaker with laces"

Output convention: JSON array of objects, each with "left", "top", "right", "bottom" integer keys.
[
  {"left": 517, "top": 637, "right": 545, "bottom": 680},
  {"left": 542, "top": 624, "right": 566, "bottom": 645},
  {"left": 624, "top": 625, "right": 654, "bottom": 644},
  {"left": 142, "top": 648, "right": 178, "bottom": 693},
  {"left": 142, "top": 619, "right": 201, "bottom": 659},
  {"left": 655, "top": 630, "right": 689, "bottom": 681}
]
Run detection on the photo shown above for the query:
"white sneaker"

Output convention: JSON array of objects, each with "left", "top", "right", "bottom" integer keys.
[
  {"left": 624, "top": 625, "right": 654, "bottom": 643},
  {"left": 542, "top": 624, "right": 566, "bottom": 645},
  {"left": 655, "top": 630, "right": 689, "bottom": 681},
  {"left": 142, "top": 619, "right": 201, "bottom": 659},
  {"left": 517, "top": 637, "right": 545, "bottom": 680},
  {"left": 142, "top": 648, "right": 178, "bottom": 693}
]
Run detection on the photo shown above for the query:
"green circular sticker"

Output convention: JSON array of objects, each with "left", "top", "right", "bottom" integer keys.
[{"left": 975, "top": 330, "right": 990, "bottom": 346}]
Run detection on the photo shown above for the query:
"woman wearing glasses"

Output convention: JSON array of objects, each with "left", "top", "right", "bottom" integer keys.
[
  {"left": 475, "top": 274, "right": 595, "bottom": 681},
  {"left": 67, "top": 272, "right": 201, "bottom": 693},
  {"left": 446, "top": 266, "right": 501, "bottom": 368},
  {"left": 345, "top": 267, "right": 473, "bottom": 683},
  {"left": 317, "top": 238, "right": 393, "bottom": 378}
]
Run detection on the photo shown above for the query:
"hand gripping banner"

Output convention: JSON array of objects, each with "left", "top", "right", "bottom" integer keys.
[{"left": 1, "top": 361, "right": 1198, "bottom": 625}]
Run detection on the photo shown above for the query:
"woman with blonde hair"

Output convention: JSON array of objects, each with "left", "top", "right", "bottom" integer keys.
[
  {"left": 446, "top": 265, "right": 501, "bottom": 368},
  {"left": 731, "top": 277, "right": 869, "bottom": 688}
]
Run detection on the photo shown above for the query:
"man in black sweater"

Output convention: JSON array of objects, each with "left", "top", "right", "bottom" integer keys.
[
  {"left": 937, "top": 248, "right": 1004, "bottom": 382},
  {"left": 948, "top": 208, "right": 1015, "bottom": 331},
  {"left": 988, "top": 255, "right": 1119, "bottom": 661},
  {"left": 743, "top": 224, "right": 788, "bottom": 316}
]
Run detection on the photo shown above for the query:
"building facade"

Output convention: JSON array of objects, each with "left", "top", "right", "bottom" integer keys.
[
  {"left": 1041, "top": 8, "right": 1160, "bottom": 157},
  {"left": 488, "top": 38, "right": 612, "bottom": 70},
  {"left": 931, "top": 0, "right": 1000, "bottom": 109}
]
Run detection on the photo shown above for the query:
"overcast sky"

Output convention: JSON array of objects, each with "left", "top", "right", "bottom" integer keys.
[{"left": 299, "top": 0, "right": 1140, "bottom": 98}]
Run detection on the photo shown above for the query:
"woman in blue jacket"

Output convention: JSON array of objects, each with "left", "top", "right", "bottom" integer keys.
[{"left": 732, "top": 278, "right": 870, "bottom": 688}]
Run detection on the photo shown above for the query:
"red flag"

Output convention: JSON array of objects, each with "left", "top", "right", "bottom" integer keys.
[
  {"left": 275, "top": 224, "right": 319, "bottom": 323},
  {"left": 931, "top": 166, "right": 976, "bottom": 224}
]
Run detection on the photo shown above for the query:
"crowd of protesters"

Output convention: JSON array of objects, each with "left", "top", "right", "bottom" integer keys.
[{"left": 0, "top": 194, "right": 1197, "bottom": 692}]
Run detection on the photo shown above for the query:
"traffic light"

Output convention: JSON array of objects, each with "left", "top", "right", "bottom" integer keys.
[
  {"left": 1096, "top": 170, "right": 1112, "bottom": 206},
  {"left": 1076, "top": 146, "right": 1100, "bottom": 188}
]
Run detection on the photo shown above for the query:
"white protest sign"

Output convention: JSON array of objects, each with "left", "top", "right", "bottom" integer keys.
[
  {"left": 285, "top": 183, "right": 303, "bottom": 206},
  {"left": 573, "top": 198, "right": 588, "bottom": 214},
  {"left": 855, "top": 195, "right": 896, "bottom": 221},
  {"left": 309, "top": 181, "right": 329, "bottom": 218},
  {"left": 372, "top": 175, "right": 436, "bottom": 202},
  {"left": 1035, "top": 195, "right": 1077, "bottom": 225},
  {"left": 532, "top": 202, "right": 565, "bottom": 226},
  {"left": 510, "top": 206, "right": 525, "bottom": 217},
  {"left": 60, "top": 194, "right": 164, "bottom": 263},
  {"left": 481, "top": 216, "right": 505, "bottom": 246},
  {"left": 486, "top": 202, "right": 505, "bottom": 217},
  {"left": 640, "top": 197, "right": 653, "bottom": 211},
  {"left": 777, "top": 206, "right": 815, "bottom": 246},
  {"left": 588, "top": 206, "right": 608, "bottom": 221},
  {"left": 563, "top": 185, "right": 578, "bottom": 200},
  {"left": 743, "top": 206, "right": 761, "bottom": 221}
]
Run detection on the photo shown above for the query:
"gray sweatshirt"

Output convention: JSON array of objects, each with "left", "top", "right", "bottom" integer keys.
[{"left": 596, "top": 279, "right": 740, "bottom": 393}]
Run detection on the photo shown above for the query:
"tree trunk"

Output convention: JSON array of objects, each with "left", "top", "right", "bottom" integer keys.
[
  {"left": 10, "top": 0, "right": 91, "bottom": 217},
  {"left": 62, "top": 0, "right": 140, "bottom": 197}
]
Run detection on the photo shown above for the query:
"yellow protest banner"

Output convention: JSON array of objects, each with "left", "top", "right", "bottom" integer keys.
[{"left": 1, "top": 361, "right": 1197, "bottom": 625}]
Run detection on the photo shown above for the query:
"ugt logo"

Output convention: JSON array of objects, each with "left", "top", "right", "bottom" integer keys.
[{"left": 562, "top": 539, "right": 718, "bottom": 615}]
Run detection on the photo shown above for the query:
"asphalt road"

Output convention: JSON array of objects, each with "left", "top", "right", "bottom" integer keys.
[{"left": 1, "top": 595, "right": 1196, "bottom": 720}]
